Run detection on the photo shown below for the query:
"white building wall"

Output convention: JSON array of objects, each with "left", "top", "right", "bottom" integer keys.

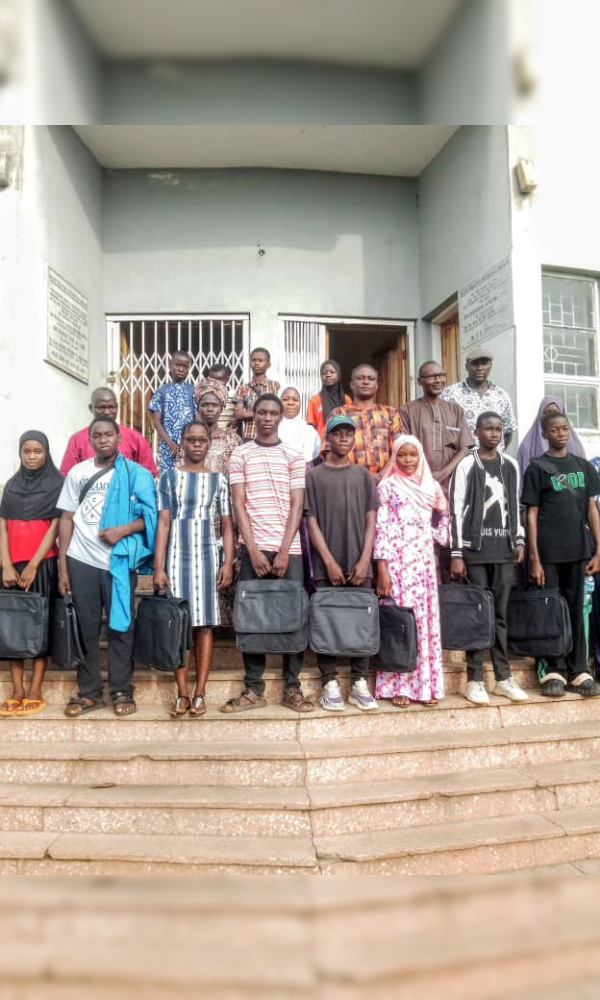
[
  {"left": 102, "top": 168, "right": 421, "bottom": 374},
  {"left": 0, "top": 126, "right": 104, "bottom": 482}
]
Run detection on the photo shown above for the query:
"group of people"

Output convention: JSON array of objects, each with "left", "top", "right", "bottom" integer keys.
[{"left": 2, "top": 342, "right": 600, "bottom": 720}]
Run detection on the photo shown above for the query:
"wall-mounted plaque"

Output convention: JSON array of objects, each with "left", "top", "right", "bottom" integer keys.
[
  {"left": 46, "top": 267, "right": 89, "bottom": 383},
  {"left": 459, "top": 255, "right": 514, "bottom": 351}
]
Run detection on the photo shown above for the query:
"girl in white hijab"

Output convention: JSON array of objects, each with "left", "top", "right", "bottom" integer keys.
[{"left": 279, "top": 387, "right": 321, "bottom": 463}]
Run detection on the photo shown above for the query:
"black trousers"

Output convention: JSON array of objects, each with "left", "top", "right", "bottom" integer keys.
[
  {"left": 543, "top": 560, "right": 590, "bottom": 682},
  {"left": 314, "top": 579, "right": 371, "bottom": 685},
  {"left": 466, "top": 561, "right": 513, "bottom": 683},
  {"left": 68, "top": 557, "right": 137, "bottom": 701},
  {"left": 239, "top": 547, "right": 304, "bottom": 697}
]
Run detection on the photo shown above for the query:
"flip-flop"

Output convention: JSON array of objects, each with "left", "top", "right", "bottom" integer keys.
[
  {"left": 169, "top": 695, "right": 190, "bottom": 718},
  {"left": 15, "top": 697, "right": 46, "bottom": 716},
  {"left": 392, "top": 697, "right": 411, "bottom": 708},
  {"left": 190, "top": 694, "right": 206, "bottom": 717},
  {"left": 0, "top": 699, "right": 22, "bottom": 717}
]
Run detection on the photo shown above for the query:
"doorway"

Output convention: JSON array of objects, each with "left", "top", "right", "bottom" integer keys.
[{"left": 326, "top": 324, "right": 409, "bottom": 407}]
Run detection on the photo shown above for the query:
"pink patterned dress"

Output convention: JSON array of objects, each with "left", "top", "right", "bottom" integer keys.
[{"left": 374, "top": 479, "right": 449, "bottom": 703}]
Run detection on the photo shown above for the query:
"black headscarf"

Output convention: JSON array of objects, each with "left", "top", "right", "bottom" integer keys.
[
  {"left": 319, "top": 360, "right": 346, "bottom": 421},
  {"left": 0, "top": 431, "right": 64, "bottom": 521}
]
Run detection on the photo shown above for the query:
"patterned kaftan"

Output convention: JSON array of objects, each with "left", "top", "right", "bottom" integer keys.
[{"left": 374, "top": 479, "right": 449, "bottom": 702}]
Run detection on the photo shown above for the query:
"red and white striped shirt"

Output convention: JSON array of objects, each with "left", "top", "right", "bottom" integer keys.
[{"left": 229, "top": 440, "right": 305, "bottom": 554}]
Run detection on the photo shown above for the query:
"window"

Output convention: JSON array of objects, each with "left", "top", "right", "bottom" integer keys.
[{"left": 543, "top": 274, "right": 599, "bottom": 429}]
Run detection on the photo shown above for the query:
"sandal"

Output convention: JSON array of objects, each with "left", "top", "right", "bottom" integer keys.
[
  {"left": 190, "top": 694, "right": 206, "bottom": 717},
  {"left": 113, "top": 693, "right": 137, "bottom": 717},
  {"left": 220, "top": 690, "right": 267, "bottom": 714},
  {"left": 392, "top": 696, "right": 411, "bottom": 708},
  {"left": 282, "top": 689, "right": 315, "bottom": 714},
  {"left": 169, "top": 695, "right": 190, "bottom": 718},
  {"left": 15, "top": 697, "right": 46, "bottom": 717},
  {"left": 65, "top": 696, "right": 105, "bottom": 718},
  {"left": 0, "top": 698, "right": 22, "bottom": 717}
]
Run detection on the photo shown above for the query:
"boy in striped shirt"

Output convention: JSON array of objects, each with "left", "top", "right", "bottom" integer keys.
[{"left": 221, "top": 394, "right": 314, "bottom": 713}]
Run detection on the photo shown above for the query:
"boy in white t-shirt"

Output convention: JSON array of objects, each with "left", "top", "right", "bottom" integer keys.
[{"left": 57, "top": 417, "right": 156, "bottom": 718}]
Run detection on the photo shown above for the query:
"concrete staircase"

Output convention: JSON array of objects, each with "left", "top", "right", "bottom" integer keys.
[{"left": 2, "top": 647, "right": 600, "bottom": 876}]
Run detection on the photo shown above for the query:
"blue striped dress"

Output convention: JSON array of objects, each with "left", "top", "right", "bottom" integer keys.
[{"left": 157, "top": 469, "right": 231, "bottom": 627}]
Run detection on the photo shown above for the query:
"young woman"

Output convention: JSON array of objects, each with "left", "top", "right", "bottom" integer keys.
[
  {"left": 154, "top": 420, "right": 235, "bottom": 717},
  {"left": 374, "top": 435, "right": 450, "bottom": 707},
  {"left": 306, "top": 361, "right": 351, "bottom": 443},
  {"left": 279, "top": 387, "right": 321, "bottom": 462},
  {"left": 517, "top": 395, "right": 586, "bottom": 480},
  {"left": 0, "top": 431, "right": 63, "bottom": 716},
  {"left": 194, "top": 378, "right": 242, "bottom": 475}
]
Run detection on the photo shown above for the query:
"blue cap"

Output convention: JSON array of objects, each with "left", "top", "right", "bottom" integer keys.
[{"left": 325, "top": 413, "right": 356, "bottom": 435}]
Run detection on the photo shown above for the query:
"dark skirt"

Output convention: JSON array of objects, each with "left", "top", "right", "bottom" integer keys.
[{"left": 1, "top": 557, "right": 58, "bottom": 598}]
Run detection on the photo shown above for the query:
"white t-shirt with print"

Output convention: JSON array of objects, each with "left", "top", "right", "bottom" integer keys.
[{"left": 57, "top": 458, "right": 115, "bottom": 569}]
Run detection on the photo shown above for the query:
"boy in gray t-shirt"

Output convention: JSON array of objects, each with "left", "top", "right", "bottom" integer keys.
[{"left": 305, "top": 414, "right": 379, "bottom": 712}]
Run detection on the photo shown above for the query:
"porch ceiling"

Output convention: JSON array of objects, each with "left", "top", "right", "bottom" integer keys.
[
  {"left": 70, "top": 0, "right": 462, "bottom": 68},
  {"left": 74, "top": 124, "right": 458, "bottom": 176}
]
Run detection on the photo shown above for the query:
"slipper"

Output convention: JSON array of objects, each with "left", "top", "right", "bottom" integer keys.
[
  {"left": 190, "top": 694, "right": 206, "bottom": 717},
  {"left": 169, "top": 695, "right": 190, "bottom": 718},
  {"left": 220, "top": 690, "right": 267, "bottom": 714},
  {"left": 0, "top": 699, "right": 22, "bottom": 717},
  {"left": 15, "top": 697, "right": 46, "bottom": 717},
  {"left": 392, "top": 697, "right": 411, "bottom": 708}
]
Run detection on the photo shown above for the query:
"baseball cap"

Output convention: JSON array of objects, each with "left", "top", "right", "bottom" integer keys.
[
  {"left": 466, "top": 347, "right": 493, "bottom": 362},
  {"left": 325, "top": 413, "right": 356, "bottom": 434}
]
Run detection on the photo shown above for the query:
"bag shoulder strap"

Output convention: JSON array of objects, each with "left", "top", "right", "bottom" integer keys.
[{"left": 79, "top": 463, "right": 115, "bottom": 505}]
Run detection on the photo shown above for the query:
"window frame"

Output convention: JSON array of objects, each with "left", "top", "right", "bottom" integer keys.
[{"left": 542, "top": 270, "right": 600, "bottom": 431}]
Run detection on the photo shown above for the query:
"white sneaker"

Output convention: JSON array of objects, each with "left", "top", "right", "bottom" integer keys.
[
  {"left": 320, "top": 680, "right": 345, "bottom": 712},
  {"left": 348, "top": 678, "right": 378, "bottom": 711},
  {"left": 465, "top": 681, "right": 490, "bottom": 706},
  {"left": 493, "top": 677, "right": 529, "bottom": 703}
]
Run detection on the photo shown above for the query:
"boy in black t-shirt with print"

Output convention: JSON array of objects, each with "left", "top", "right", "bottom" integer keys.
[
  {"left": 450, "top": 412, "right": 528, "bottom": 706},
  {"left": 521, "top": 411, "right": 600, "bottom": 698}
]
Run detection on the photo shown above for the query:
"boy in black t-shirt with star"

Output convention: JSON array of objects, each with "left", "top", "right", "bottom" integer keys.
[
  {"left": 450, "top": 411, "right": 527, "bottom": 706},
  {"left": 521, "top": 410, "right": 600, "bottom": 698}
]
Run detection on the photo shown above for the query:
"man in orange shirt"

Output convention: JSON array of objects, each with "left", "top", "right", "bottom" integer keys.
[{"left": 331, "top": 364, "right": 401, "bottom": 476}]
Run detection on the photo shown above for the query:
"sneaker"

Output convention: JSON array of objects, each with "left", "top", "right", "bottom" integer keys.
[
  {"left": 540, "top": 678, "right": 566, "bottom": 698},
  {"left": 320, "top": 680, "right": 345, "bottom": 712},
  {"left": 493, "top": 677, "right": 529, "bottom": 703},
  {"left": 348, "top": 678, "right": 378, "bottom": 712},
  {"left": 465, "top": 681, "right": 490, "bottom": 706}
]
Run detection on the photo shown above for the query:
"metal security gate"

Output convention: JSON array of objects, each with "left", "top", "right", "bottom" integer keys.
[
  {"left": 280, "top": 318, "right": 326, "bottom": 412},
  {"left": 107, "top": 315, "right": 249, "bottom": 452}
]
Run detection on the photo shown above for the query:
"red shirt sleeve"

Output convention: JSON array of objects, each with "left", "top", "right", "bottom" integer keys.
[
  {"left": 132, "top": 431, "right": 158, "bottom": 476},
  {"left": 60, "top": 431, "right": 84, "bottom": 475}
]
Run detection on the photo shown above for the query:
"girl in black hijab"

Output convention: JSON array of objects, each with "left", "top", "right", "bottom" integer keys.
[
  {"left": 306, "top": 360, "right": 350, "bottom": 442},
  {"left": 0, "top": 431, "right": 63, "bottom": 716}
]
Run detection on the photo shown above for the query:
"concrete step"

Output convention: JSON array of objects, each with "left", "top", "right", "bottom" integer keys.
[
  {"left": 315, "top": 804, "right": 600, "bottom": 875},
  {"left": 1, "top": 720, "right": 600, "bottom": 787},
  {"left": 3, "top": 803, "right": 600, "bottom": 875},
  {"left": 0, "top": 659, "right": 542, "bottom": 704},
  {"left": 1, "top": 758, "right": 599, "bottom": 839},
  {"left": 2, "top": 691, "right": 598, "bottom": 743}
]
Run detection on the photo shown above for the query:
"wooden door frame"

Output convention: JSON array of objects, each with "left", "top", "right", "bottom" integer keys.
[{"left": 278, "top": 314, "right": 415, "bottom": 399}]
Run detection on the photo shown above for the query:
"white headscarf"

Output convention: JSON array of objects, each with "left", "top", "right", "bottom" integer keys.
[{"left": 279, "top": 414, "right": 321, "bottom": 462}]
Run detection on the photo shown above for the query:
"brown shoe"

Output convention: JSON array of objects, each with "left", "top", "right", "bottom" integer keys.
[{"left": 282, "top": 689, "right": 315, "bottom": 713}]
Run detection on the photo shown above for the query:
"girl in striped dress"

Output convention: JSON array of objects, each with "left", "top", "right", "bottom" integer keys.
[{"left": 154, "top": 420, "right": 234, "bottom": 717}]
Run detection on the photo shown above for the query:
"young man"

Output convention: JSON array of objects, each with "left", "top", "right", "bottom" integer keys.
[
  {"left": 331, "top": 364, "right": 401, "bottom": 476},
  {"left": 522, "top": 410, "right": 600, "bottom": 698},
  {"left": 442, "top": 349, "right": 517, "bottom": 452},
  {"left": 450, "top": 411, "right": 528, "bottom": 705},
  {"left": 234, "top": 348, "right": 281, "bottom": 441},
  {"left": 60, "top": 388, "right": 158, "bottom": 476},
  {"left": 57, "top": 417, "right": 157, "bottom": 718},
  {"left": 148, "top": 351, "right": 196, "bottom": 473},
  {"left": 222, "top": 394, "right": 314, "bottom": 714},
  {"left": 400, "top": 361, "right": 472, "bottom": 496},
  {"left": 305, "top": 413, "right": 379, "bottom": 711}
]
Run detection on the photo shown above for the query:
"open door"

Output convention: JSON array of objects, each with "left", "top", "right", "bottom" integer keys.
[
  {"left": 441, "top": 314, "right": 460, "bottom": 386},
  {"left": 372, "top": 333, "right": 409, "bottom": 408}
]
